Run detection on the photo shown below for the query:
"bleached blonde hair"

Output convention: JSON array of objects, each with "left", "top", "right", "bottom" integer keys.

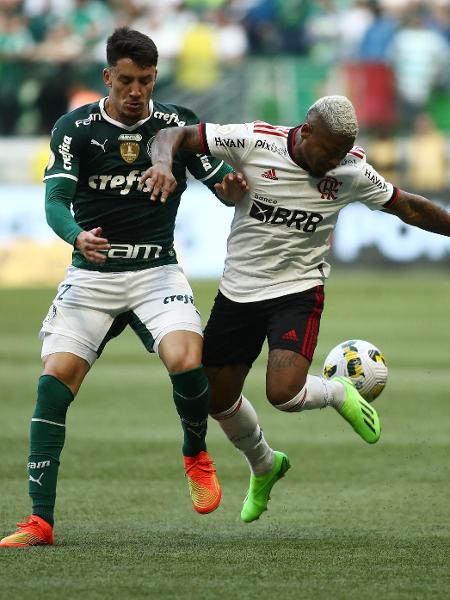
[{"left": 307, "top": 95, "right": 359, "bottom": 138}]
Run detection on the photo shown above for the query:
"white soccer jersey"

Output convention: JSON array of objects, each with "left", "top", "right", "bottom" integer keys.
[{"left": 200, "top": 121, "right": 399, "bottom": 302}]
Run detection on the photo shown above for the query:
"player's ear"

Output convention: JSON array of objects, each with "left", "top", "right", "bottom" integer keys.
[
  {"left": 103, "top": 67, "right": 112, "bottom": 87},
  {"left": 299, "top": 122, "right": 312, "bottom": 139}
]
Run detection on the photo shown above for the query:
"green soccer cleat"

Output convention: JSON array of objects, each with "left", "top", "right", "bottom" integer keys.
[
  {"left": 241, "top": 451, "right": 291, "bottom": 523},
  {"left": 333, "top": 376, "right": 381, "bottom": 444}
]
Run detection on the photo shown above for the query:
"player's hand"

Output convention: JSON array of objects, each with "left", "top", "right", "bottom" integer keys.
[
  {"left": 140, "top": 163, "right": 177, "bottom": 203},
  {"left": 214, "top": 171, "right": 249, "bottom": 205},
  {"left": 75, "top": 227, "right": 110, "bottom": 264}
]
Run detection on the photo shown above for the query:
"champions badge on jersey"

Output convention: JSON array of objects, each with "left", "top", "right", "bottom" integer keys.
[{"left": 119, "top": 133, "right": 142, "bottom": 163}]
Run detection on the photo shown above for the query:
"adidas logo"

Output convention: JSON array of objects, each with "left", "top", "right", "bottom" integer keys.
[
  {"left": 282, "top": 329, "right": 299, "bottom": 342},
  {"left": 359, "top": 399, "right": 377, "bottom": 434},
  {"left": 261, "top": 168, "right": 278, "bottom": 180}
]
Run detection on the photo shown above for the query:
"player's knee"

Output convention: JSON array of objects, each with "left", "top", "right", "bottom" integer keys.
[
  {"left": 42, "top": 353, "right": 89, "bottom": 396},
  {"left": 209, "top": 392, "right": 240, "bottom": 417},
  {"left": 159, "top": 331, "right": 202, "bottom": 373},
  {"left": 266, "top": 379, "right": 307, "bottom": 407},
  {"left": 166, "top": 349, "right": 201, "bottom": 373}
]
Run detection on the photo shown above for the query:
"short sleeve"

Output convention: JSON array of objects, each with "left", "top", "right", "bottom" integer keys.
[
  {"left": 200, "top": 122, "right": 253, "bottom": 167},
  {"left": 353, "top": 162, "right": 397, "bottom": 210},
  {"left": 43, "top": 114, "right": 82, "bottom": 184}
]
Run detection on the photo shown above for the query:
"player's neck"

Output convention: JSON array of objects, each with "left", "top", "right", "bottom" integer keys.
[
  {"left": 291, "top": 128, "right": 309, "bottom": 171},
  {"left": 104, "top": 98, "right": 149, "bottom": 126}
]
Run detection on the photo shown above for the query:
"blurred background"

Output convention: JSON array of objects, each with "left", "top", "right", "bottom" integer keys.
[
  {"left": 1, "top": 0, "right": 450, "bottom": 285},
  {"left": 1, "top": 6, "right": 449, "bottom": 593}
]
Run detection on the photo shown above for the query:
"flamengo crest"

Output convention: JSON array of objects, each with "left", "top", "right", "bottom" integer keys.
[{"left": 317, "top": 176, "right": 342, "bottom": 200}]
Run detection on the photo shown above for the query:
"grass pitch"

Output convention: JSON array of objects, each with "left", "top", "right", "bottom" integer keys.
[{"left": 0, "top": 270, "right": 449, "bottom": 599}]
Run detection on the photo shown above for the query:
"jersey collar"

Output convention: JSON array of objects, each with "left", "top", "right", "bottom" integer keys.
[{"left": 99, "top": 97, "right": 154, "bottom": 130}]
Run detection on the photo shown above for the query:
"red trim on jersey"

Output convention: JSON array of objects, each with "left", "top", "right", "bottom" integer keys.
[
  {"left": 198, "top": 123, "right": 209, "bottom": 155},
  {"left": 383, "top": 186, "right": 400, "bottom": 209},
  {"left": 349, "top": 146, "right": 365, "bottom": 159},
  {"left": 253, "top": 121, "right": 290, "bottom": 138},
  {"left": 301, "top": 285, "right": 324, "bottom": 361},
  {"left": 254, "top": 121, "right": 290, "bottom": 132},
  {"left": 254, "top": 128, "right": 289, "bottom": 138},
  {"left": 287, "top": 127, "right": 301, "bottom": 165}
]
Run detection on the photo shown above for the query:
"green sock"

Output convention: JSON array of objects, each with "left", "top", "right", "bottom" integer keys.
[
  {"left": 28, "top": 375, "right": 74, "bottom": 526},
  {"left": 170, "top": 366, "right": 210, "bottom": 457}
]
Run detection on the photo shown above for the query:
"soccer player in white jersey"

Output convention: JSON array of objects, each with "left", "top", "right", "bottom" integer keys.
[{"left": 142, "top": 95, "right": 450, "bottom": 523}]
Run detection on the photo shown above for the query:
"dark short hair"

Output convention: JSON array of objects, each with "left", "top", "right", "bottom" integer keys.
[{"left": 106, "top": 27, "right": 158, "bottom": 68}]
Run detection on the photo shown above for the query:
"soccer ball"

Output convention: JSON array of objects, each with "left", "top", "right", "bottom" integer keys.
[{"left": 322, "top": 339, "right": 388, "bottom": 402}]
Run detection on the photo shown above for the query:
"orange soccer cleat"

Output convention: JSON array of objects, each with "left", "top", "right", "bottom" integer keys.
[
  {"left": 184, "top": 451, "right": 222, "bottom": 514},
  {"left": 0, "top": 515, "right": 54, "bottom": 547}
]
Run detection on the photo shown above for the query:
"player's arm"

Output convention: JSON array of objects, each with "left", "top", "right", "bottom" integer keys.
[
  {"left": 45, "top": 176, "right": 82, "bottom": 245},
  {"left": 44, "top": 117, "right": 111, "bottom": 264},
  {"left": 384, "top": 190, "right": 450, "bottom": 236},
  {"left": 141, "top": 125, "right": 202, "bottom": 202},
  {"left": 213, "top": 170, "right": 249, "bottom": 205},
  {"left": 45, "top": 178, "right": 110, "bottom": 264}
]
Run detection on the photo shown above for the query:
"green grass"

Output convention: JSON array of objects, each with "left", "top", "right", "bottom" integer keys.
[{"left": 1, "top": 270, "right": 449, "bottom": 599}]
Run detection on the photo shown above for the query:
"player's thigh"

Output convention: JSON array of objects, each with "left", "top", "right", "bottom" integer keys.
[
  {"left": 202, "top": 291, "right": 266, "bottom": 371},
  {"left": 266, "top": 286, "right": 324, "bottom": 404},
  {"left": 42, "top": 351, "right": 90, "bottom": 396},
  {"left": 129, "top": 265, "right": 203, "bottom": 357},
  {"left": 266, "top": 350, "right": 311, "bottom": 405},
  {"left": 40, "top": 268, "right": 128, "bottom": 368}
]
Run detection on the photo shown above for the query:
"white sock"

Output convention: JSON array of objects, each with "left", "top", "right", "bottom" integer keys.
[
  {"left": 275, "top": 375, "right": 346, "bottom": 412},
  {"left": 211, "top": 395, "right": 275, "bottom": 475}
]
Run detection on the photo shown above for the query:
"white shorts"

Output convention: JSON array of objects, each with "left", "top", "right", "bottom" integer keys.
[{"left": 40, "top": 264, "right": 203, "bottom": 365}]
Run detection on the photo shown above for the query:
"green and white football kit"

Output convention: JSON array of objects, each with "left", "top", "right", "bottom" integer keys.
[
  {"left": 13, "top": 98, "right": 234, "bottom": 532},
  {"left": 41, "top": 98, "right": 232, "bottom": 363},
  {"left": 41, "top": 264, "right": 199, "bottom": 366}
]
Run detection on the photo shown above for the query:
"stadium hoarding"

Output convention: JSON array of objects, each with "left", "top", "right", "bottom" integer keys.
[{"left": 0, "top": 183, "right": 449, "bottom": 287}]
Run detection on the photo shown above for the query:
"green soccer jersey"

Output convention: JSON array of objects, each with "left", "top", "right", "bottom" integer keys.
[{"left": 44, "top": 97, "right": 232, "bottom": 271}]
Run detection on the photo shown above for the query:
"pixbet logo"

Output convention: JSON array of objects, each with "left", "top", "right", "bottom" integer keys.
[
  {"left": 317, "top": 176, "right": 342, "bottom": 200},
  {"left": 249, "top": 199, "right": 323, "bottom": 232},
  {"left": 254, "top": 139, "right": 288, "bottom": 157}
]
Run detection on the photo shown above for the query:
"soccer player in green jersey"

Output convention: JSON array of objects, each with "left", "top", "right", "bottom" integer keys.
[
  {"left": 143, "top": 95, "right": 450, "bottom": 524},
  {"left": 0, "top": 27, "right": 247, "bottom": 547}
]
